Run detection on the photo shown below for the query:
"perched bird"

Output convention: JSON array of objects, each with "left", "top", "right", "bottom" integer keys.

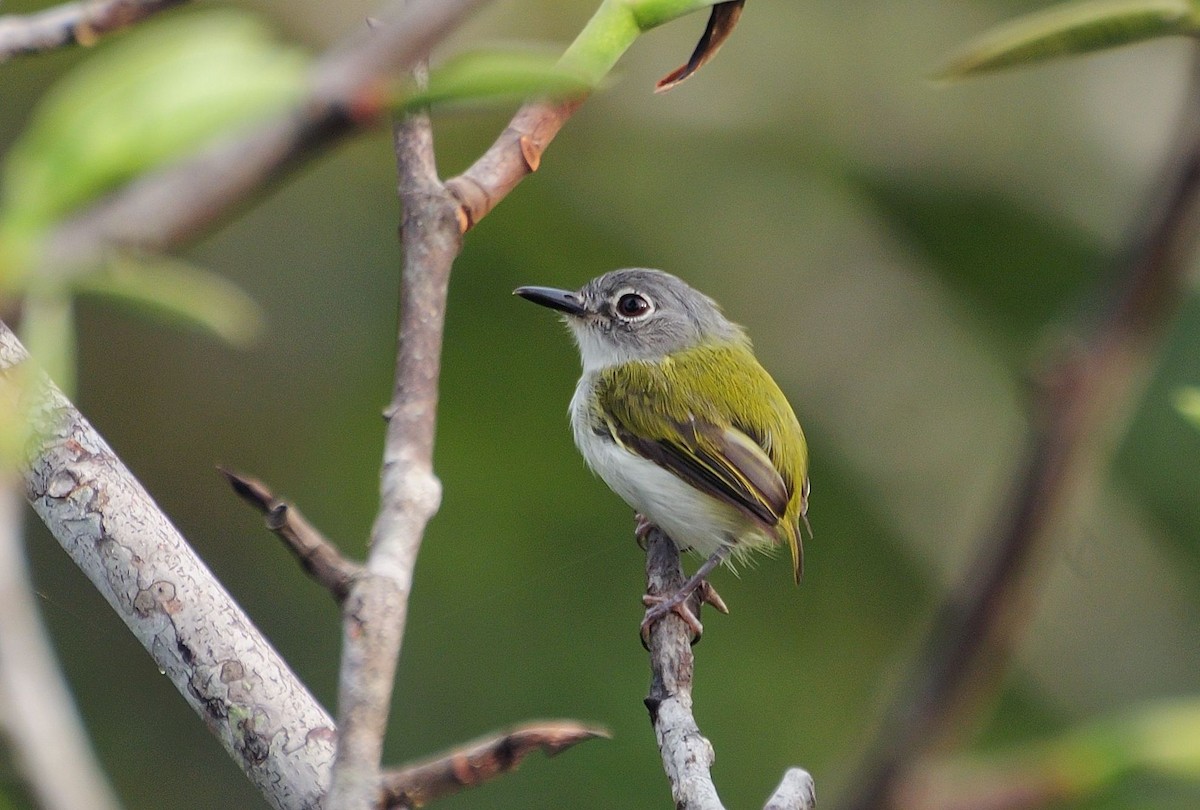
[{"left": 515, "top": 268, "right": 809, "bottom": 638}]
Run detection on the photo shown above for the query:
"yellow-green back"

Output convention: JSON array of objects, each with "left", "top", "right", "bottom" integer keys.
[{"left": 594, "top": 339, "right": 809, "bottom": 580}]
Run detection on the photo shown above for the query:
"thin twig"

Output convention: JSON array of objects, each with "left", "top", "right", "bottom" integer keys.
[
  {"left": 0, "top": 480, "right": 123, "bottom": 810},
  {"left": 327, "top": 21, "right": 608, "bottom": 801},
  {"left": 0, "top": 0, "right": 186, "bottom": 62},
  {"left": 643, "top": 529, "right": 815, "bottom": 810},
  {"left": 840, "top": 54, "right": 1200, "bottom": 810},
  {"left": 324, "top": 93, "right": 461, "bottom": 809},
  {"left": 379, "top": 721, "right": 609, "bottom": 809},
  {"left": 445, "top": 97, "right": 585, "bottom": 232},
  {"left": 220, "top": 467, "right": 360, "bottom": 603},
  {"left": 0, "top": 322, "right": 337, "bottom": 810}
]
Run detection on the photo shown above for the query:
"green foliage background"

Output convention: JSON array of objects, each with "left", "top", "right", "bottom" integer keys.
[{"left": 2, "top": 0, "right": 1200, "bottom": 808}]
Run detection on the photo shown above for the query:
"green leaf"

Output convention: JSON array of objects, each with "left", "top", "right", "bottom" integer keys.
[
  {"left": 403, "top": 49, "right": 594, "bottom": 110},
  {"left": 937, "top": 0, "right": 1200, "bottom": 79},
  {"left": 72, "top": 255, "right": 264, "bottom": 348},
  {"left": 0, "top": 10, "right": 309, "bottom": 245},
  {"left": 1175, "top": 387, "right": 1200, "bottom": 429}
]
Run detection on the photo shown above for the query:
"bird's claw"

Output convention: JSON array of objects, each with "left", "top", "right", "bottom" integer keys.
[
  {"left": 634, "top": 513, "right": 654, "bottom": 550},
  {"left": 638, "top": 578, "right": 730, "bottom": 648},
  {"left": 641, "top": 591, "right": 704, "bottom": 648}
]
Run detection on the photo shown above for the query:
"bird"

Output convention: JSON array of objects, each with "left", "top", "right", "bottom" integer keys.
[{"left": 514, "top": 268, "right": 809, "bottom": 639}]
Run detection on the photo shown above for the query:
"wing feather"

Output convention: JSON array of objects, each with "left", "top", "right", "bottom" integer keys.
[{"left": 595, "top": 342, "right": 804, "bottom": 539}]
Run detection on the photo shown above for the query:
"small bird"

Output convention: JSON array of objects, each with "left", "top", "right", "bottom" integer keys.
[{"left": 515, "top": 268, "right": 810, "bottom": 639}]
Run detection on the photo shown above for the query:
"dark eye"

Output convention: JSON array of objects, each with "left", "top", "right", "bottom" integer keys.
[{"left": 616, "top": 293, "right": 651, "bottom": 318}]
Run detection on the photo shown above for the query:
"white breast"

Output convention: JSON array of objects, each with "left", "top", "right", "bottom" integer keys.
[{"left": 569, "top": 375, "right": 758, "bottom": 559}]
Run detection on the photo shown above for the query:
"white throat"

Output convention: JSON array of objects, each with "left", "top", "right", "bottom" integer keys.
[{"left": 568, "top": 321, "right": 640, "bottom": 373}]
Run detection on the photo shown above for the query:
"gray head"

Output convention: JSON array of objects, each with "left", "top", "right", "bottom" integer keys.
[{"left": 515, "top": 268, "right": 745, "bottom": 371}]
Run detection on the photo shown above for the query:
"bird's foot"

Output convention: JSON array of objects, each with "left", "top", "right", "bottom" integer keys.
[
  {"left": 640, "top": 580, "right": 729, "bottom": 647},
  {"left": 634, "top": 513, "right": 654, "bottom": 549}
]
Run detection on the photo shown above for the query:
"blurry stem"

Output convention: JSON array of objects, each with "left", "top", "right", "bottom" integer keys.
[
  {"left": 841, "top": 51, "right": 1200, "bottom": 810},
  {"left": 39, "top": 0, "right": 732, "bottom": 262},
  {"left": 0, "top": 0, "right": 187, "bottom": 62},
  {"left": 42, "top": 0, "right": 491, "bottom": 267},
  {"left": 0, "top": 479, "right": 123, "bottom": 810}
]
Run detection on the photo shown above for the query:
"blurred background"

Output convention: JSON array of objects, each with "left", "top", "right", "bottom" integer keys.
[{"left": 3, "top": 0, "right": 1200, "bottom": 807}]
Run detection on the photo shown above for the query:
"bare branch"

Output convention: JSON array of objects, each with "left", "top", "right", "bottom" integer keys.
[
  {"left": 0, "top": 0, "right": 186, "bottom": 62},
  {"left": 445, "top": 97, "right": 585, "bottom": 232},
  {"left": 839, "top": 54, "right": 1200, "bottom": 810},
  {"left": 379, "top": 721, "right": 609, "bottom": 809},
  {"left": 220, "top": 467, "right": 361, "bottom": 603},
  {"left": 42, "top": 0, "right": 491, "bottom": 268},
  {"left": 324, "top": 95, "right": 460, "bottom": 810},
  {"left": 0, "top": 480, "right": 123, "bottom": 810},
  {"left": 643, "top": 529, "right": 813, "bottom": 810},
  {"left": 0, "top": 322, "right": 337, "bottom": 810}
]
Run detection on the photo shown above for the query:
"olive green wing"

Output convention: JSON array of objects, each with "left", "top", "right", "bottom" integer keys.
[{"left": 594, "top": 352, "right": 791, "bottom": 529}]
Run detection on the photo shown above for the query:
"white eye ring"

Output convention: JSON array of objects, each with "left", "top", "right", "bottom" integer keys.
[{"left": 613, "top": 289, "right": 654, "bottom": 319}]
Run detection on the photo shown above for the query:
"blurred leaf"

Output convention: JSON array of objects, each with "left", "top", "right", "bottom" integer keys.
[
  {"left": 938, "top": 0, "right": 1200, "bottom": 79},
  {"left": 0, "top": 10, "right": 309, "bottom": 249},
  {"left": 20, "top": 292, "right": 76, "bottom": 396},
  {"left": 403, "top": 49, "right": 593, "bottom": 110},
  {"left": 919, "top": 698, "right": 1200, "bottom": 807},
  {"left": 73, "top": 255, "right": 264, "bottom": 348},
  {"left": 1176, "top": 386, "right": 1200, "bottom": 429},
  {"left": 852, "top": 172, "right": 1102, "bottom": 354}
]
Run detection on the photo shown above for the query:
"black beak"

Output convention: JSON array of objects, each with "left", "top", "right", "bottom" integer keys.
[{"left": 513, "top": 285, "right": 588, "bottom": 316}]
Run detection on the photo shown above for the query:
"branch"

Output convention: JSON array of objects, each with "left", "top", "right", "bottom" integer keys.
[
  {"left": 445, "top": 98, "right": 585, "bottom": 231},
  {"left": 643, "top": 529, "right": 815, "bottom": 810},
  {"left": 220, "top": 468, "right": 361, "bottom": 603},
  {"left": 0, "top": 0, "right": 186, "bottom": 62},
  {"left": 379, "top": 721, "right": 609, "bottom": 808},
  {"left": 324, "top": 92, "right": 460, "bottom": 809},
  {"left": 0, "top": 321, "right": 337, "bottom": 810},
  {"left": 0, "top": 480, "right": 122, "bottom": 810},
  {"left": 840, "top": 53, "right": 1200, "bottom": 810}
]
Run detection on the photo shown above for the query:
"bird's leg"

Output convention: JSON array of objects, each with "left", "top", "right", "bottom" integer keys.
[{"left": 641, "top": 545, "right": 732, "bottom": 645}]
